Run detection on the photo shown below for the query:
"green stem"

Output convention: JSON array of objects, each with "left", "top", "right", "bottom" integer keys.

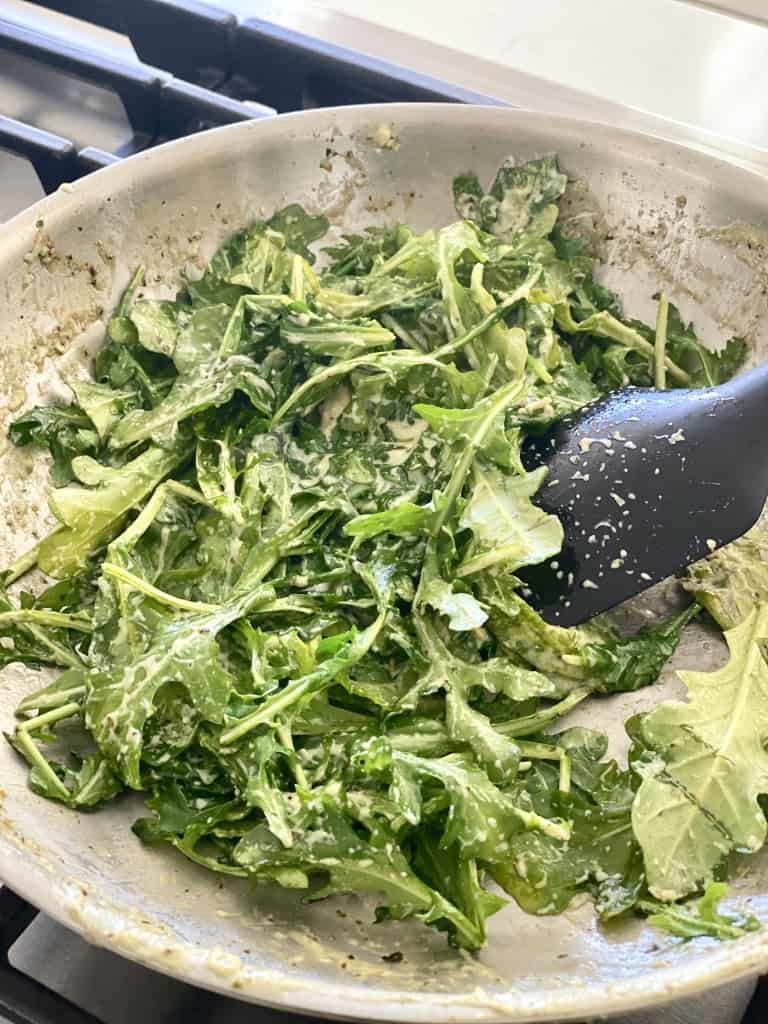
[
  {"left": 3, "top": 540, "right": 42, "bottom": 584},
  {"left": 636, "top": 900, "right": 749, "bottom": 941},
  {"left": 21, "top": 701, "right": 82, "bottom": 732},
  {"left": 516, "top": 740, "right": 564, "bottom": 760},
  {"left": 109, "top": 480, "right": 210, "bottom": 555},
  {"left": 432, "top": 307, "right": 507, "bottom": 361},
  {"left": 516, "top": 740, "right": 572, "bottom": 794},
  {"left": 102, "top": 562, "right": 221, "bottom": 613},
  {"left": 559, "top": 751, "right": 572, "bottom": 795},
  {"left": 655, "top": 293, "right": 669, "bottom": 389},
  {"left": 496, "top": 688, "right": 591, "bottom": 737},
  {"left": 14, "top": 701, "right": 82, "bottom": 803},
  {"left": 117, "top": 265, "right": 145, "bottom": 317},
  {"left": 277, "top": 723, "right": 309, "bottom": 789},
  {"left": 17, "top": 684, "right": 86, "bottom": 715},
  {"left": 289, "top": 255, "right": 305, "bottom": 303},
  {"left": 513, "top": 805, "right": 570, "bottom": 841},
  {"left": 0, "top": 610, "right": 92, "bottom": 632}
]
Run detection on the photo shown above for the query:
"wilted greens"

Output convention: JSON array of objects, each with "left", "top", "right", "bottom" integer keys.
[{"left": 2, "top": 156, "right": 761, "bottom": 951}]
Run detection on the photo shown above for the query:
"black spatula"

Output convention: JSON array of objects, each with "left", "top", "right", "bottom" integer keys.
[{"left": 519, "top": 363, "right": 768, "bottom": 626}]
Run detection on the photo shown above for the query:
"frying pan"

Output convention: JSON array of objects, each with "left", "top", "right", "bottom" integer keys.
[{"left": 2, "top": 104, "right": 768, "bottom": 1023}]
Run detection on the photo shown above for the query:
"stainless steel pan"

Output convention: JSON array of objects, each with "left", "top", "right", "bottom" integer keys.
[{"left": 2, "top": 104, "right": 768, "bottom": 1023}]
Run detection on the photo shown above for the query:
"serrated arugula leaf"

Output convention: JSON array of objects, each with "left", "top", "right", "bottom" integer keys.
[
  {"left": 482, "top": 574, "right": 694, "bottom": 696},
  {"left": 582, "top": 604, "right": 699, "bottom": 694},
  {"left": 400, "top": 613, "right": 554, "bottom": 777},
  {"left": 232, "top": 788, "right": 486, "bottom": 948},
  {"left": 632, "top": 604, "right": 768, "bottom": 900},
  {"left": 411, "top": 831, "right": 506, "bottom": 947},
  {"left": 86, "top": 585, "right": 272, "bottom": 788},
  {"left": 324, "top": 225, "right": 409, "bottom": 276},
  {"left": 108, "top": 356, "right": 272, "bottom": 450},
  {"left": 388, "top": 748, "right": 570, "bottom": 856},
  {"left": 267, "top": 204, "right": 329, "bottom": 263},
  {"left": 683, "top": 524, "right": 768, "bottom": 630}
]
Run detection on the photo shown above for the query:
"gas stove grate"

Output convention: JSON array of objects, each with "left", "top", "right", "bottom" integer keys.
[
  {"left": 0, "top": 0, "right": 498, "bottom": 197},
  {"left": 40, "top": 0, "right": 496, "bottom": 111},
  {"left": 0, "top": 890, "right": 100, "bottom": 1024}
]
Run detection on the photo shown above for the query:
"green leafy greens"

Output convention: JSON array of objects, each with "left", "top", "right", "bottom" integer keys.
[{"left": 2, "top": 155, "right": 759, "bottom": 951}]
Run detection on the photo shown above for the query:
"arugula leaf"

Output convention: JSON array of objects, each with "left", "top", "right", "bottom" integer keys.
[
  {"left": 457, "top": 464, "right": 563, "bottom": 576},
  {"left": 582, "top": 604, "right": 699, "bottom": 693},
  {"left": 233, "top": 786, "right": 488, "bottom": 949},
  {"left": 492, "top": 732, "right": 642, "bottom": 918},
  {"left": 9, "top": 403, "right": 99, "bottom": 485},
  {"left": 682, "top": 525, "right": 768, "bottom": 630},
  {"left": 483, "top": 574, "right": 694, "bottom": 695},
  {"left": 414, "top": 379, "right": 523, "bottom": 472},
  {"left": 632, "top": 604, "right": 768, "bottom": 900},
  {"left": 108, "top": 357, "right": 272, "bottom": 449},
  {"left": 324, "top": 225, "right": 409, "bottom": 276},
  {"left": 279, "top": 309, "right": 394, "bottom": 357},
  {"left": 38, "top": 444, "right": 187, "bottom": 577},
  {"left": 134, "top": 783, "right": 249, "bottom": 876},
  {"left": 389, "top": 748, "right": 570, "bottom": 854},
  {"left": 0, "top": 591, "right": 85, "bottom": 670},
  {"left": 69, "top": 380, "right": 138, "bottom": 440},
  {"left": 401, "top": 613, "right": 554, "bottom": 777},
  {"left": 86, "top": 585, "right": 273, "bottom": 788},
  {"left": 129, "top": 300, "right": 179, "bottom": 357},
  {"left": 69, "top": 753, "right": 124, "bottom": 807},
  {"left": 267, "top": 204, "right": 329, "bottom": 263},
  {"left": 344, "top": 502, "right": 433, "bottom": 541},
  {"left": 454, "top": 156, "right": 567, "bottom": 242},
  {"left": 411, "top": 831, "right": 506, "bottom": 947},
  {"left": 639, "top": 882, "right": 760, "bottom": 941}
]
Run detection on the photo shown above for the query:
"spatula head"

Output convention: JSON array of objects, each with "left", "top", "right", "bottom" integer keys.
[{"left": 519, "top": 372, "right": 768, "bottom": 625}]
